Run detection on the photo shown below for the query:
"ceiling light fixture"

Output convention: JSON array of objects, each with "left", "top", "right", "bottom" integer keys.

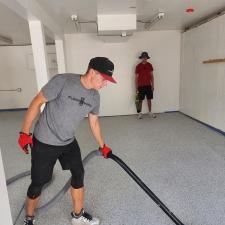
[
  {"left": 121, "top": 31, "right": 127, "bottom": 37},
  {"left": 144, "top": 12, "right": 165, "bottom": 29},
  {"left": 71, "top": 15, "right": 98, "bottom": 32},
  {"left": 71, "top": 14, "right": 81, "bottom": 32}
]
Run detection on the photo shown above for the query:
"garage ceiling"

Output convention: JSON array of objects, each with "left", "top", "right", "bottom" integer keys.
[{"left": 0, "top": 0, "right": 225, "bottom": 45}]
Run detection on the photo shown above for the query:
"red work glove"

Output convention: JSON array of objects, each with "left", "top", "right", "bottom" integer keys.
[
  {"left": 18, "top": 132, "right": 33, "bottom": 154},
  {"left": 99, "top": 144, "right": 112, "bottom": 158}
]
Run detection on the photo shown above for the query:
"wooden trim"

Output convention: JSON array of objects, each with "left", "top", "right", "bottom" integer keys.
[{"left": 203, "top": 58, "right": 225, "bottom": 64}]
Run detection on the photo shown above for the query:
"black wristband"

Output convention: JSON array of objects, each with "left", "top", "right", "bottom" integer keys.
[{"left": 20, "top": 131, "right": 32, "bottom": 136}]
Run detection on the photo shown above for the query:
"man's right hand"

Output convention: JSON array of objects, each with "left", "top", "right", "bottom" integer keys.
[
  {"left": 18, "top": 132, "right": 33, "bottom": 154},
  {"left": 99, "top": 144, "right": 112, "bottom": 158}
]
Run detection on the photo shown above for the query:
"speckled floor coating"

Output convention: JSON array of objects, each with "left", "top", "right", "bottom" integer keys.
[{"left": 1, "top": 111, "right": 225, "bottom": 225}]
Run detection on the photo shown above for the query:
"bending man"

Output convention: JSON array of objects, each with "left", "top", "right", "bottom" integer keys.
[{"left": 18, "top": 57, "right": 116, "bottom": 225}]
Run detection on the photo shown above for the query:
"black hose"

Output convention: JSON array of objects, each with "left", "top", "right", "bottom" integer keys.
[
  {"left": 107, "top": 152, "right": 185, "bottom": 225},
  {"left": 8, "top": 150, "right": 185, "bottom": 225},
  {"left": 7, "top": 171, "right": 31, "bottom": 186}
]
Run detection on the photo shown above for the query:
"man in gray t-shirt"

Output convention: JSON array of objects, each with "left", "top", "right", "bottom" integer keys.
[
  {"left": 34, "top": 73, "right": 101, "bottom": 146},
  {"left": 18, "top": 57, "right": 117, "bottom": 225}
]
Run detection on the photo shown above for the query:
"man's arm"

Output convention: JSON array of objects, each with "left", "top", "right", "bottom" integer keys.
[
  {"left": 88, "top": 113, "right": 104, "bottom": 148},
  {"left": 21, "top": 91, "right": 48, "bottom": 134},
  {"left": 88, "top": 113, "right": 112, "bottom": 158},
  {"left": 135, "top": 73, "right": 139, "bottom": 91},
  {"left": 151, "top": 71, "right": 154, "bottom": 91},
  {"left": 135, "top": 64, "right": 139, "bottom": 92}
]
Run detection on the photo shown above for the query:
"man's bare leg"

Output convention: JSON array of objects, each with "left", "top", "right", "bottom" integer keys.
[
  {"left": 147, "top": 99, "right": 152, "bottom": 112},
  {"left": 138, "top": 100, "right": 143, "bottom": 119},
  {"left": 26, "top": 197, "right": 40, "bottom": 216},
  {"left": 71, "top": 187, "right": 84, "bottom": 214},
  {"left": 147, "top": 99, "right": 156, "bottom": 118}
]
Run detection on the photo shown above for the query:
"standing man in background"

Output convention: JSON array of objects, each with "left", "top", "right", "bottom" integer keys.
[
  {"left": 135, "top": 51, "right": 156, "bottom": 119},
  {"left": 18, "top": 57, "right": 116, "bottom": 225}
]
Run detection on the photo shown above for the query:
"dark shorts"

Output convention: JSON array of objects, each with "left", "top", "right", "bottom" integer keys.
[
  {"left": 31, "top": 137, "right": 84, "bottom": 188},
  {"left": 138, "top": 85, "right": 153, "bottom": 100}
]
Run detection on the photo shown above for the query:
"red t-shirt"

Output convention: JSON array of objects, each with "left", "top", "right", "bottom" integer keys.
[{"left": 135, "top": 62, "right": 153, "bottom": 87}]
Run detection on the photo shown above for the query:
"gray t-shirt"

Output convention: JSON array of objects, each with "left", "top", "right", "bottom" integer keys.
[{"left": 33, "top": 73, "right": 100, "bottom": 146}]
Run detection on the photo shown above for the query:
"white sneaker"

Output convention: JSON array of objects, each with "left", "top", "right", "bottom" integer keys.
[
  {"left": 148, "top": 112, "right": 156, "bottom": 118},
  {"left": 138, "top": 113, "right": 143, "bottom": 119},
  {"left": 71, "top": 210, "right": 100, "bottom": 225},
  {"left": 24, "top": 216, "right": 35, "bottom": 225}
]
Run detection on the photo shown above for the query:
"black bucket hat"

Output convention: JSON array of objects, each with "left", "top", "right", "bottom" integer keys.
[{"left": 139, "top": 51, "right": 150, "bottom": 59}]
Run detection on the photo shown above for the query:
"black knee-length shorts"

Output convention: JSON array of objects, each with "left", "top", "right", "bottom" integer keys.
[
  {"left": 138, "top": 85, "right": 153, "bottom": 100},
  {"left": 31, "top": 137, "right": 84, "bottom": 189}
]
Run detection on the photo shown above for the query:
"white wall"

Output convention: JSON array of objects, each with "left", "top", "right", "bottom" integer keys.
[
  {"left": 180, "top": 14, "right": 225, "bottom": 132},
  {"left": 0, "top": 45, "right": 57, "bottom": 109},
  {"left": 0, "top": 31, "right": 181, "bottom": 115},
  {"left": 0, "top": 149, "right": 13, "bottom": 225},
  {"left": 65, "top": 30, "right": 181, "bottom": 116}
]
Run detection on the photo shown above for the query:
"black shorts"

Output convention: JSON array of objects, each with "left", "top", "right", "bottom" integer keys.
[
  {"left": 31, "top": 137, "right": 84, "bottom": 188},
  {"left": 138, "top": 85, "right": 153, "bottom": 100}
]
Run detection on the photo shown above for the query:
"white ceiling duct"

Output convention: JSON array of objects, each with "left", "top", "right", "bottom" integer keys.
[
  {"left": 97, "top": 14, "right": 136, "bottom": 31},
  {"left": 97, "top": 14, "right": 136, "bottom": 42},
  {"left": 97, "top": 14, "right": 137, "bottom": 37}
]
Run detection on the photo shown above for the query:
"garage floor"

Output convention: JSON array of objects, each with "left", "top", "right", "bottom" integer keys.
[{"left": 1, "top": 111, "right": 225, "bottom": 225}]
